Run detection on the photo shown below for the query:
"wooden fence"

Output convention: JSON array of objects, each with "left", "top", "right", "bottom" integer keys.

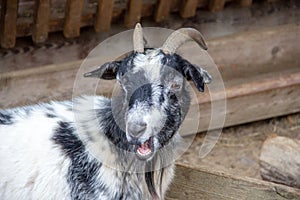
[{"left": 0, "top": 0, "right": 279, "bottom": 48}]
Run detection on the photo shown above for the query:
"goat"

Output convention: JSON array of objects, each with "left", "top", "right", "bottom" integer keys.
[{"left": 0, "top": 24, "right": 211, "bottom": 200}]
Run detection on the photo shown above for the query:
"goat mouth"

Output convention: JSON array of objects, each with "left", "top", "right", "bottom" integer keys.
[{"left": 135, "top": 136, "right": 154, "bottom": 160}]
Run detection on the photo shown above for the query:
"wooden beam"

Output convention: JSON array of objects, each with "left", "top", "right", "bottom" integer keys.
[
  {"left": 94, "top": 0, "right": 114, "bottom": 32},
  {"left": 63, "top": 0, "right": 84, "bottom": 38},
  {"left": 180, "top": 0, "right": 199, "bottom": 18},
  {"left": 166, "top": 164, "right": 300, "bottom": 199},
  {"left": 0, "top": 0, "right": 18, "bottom": 48},
  {"left": 1, "top": 25, "right": 300, "bottom": 135},
  {"left": 154, "top": 0, "right": 172, "bottom": 22},
  {"left": 32, "top": 0, "right": 50, "bottom": 43},
  {"left": 260, "top": 136, "right": 300, "bottom": 189},
  {"left": 209, "top": 0, "right": 225, "bottom": 12},
  {"left": 124, "top": 0, "right": 143, "bottom": 28},
  {"left": 237, "top": 0, "right": 252, "bottom": 6}
]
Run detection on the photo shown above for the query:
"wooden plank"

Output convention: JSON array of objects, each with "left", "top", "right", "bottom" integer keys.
[
  {"left": 124, "top": 0, "right": 143, "bottom": 28},
  {"left": 1, "top": 24, "right": 300, "bottom": 135},
  {"left": 0, "top": 0, "right": 18, "bottom": 48},
  {"left": 154, "top": 0, "right": 172, "bottom": 22},
  {"left": 180, "top": 0, "right": 199, "bottom": 18},
  {"left": 32, "top": 0, "right": 50, "bottom": 43},
  {"left": 267, "top": 0, "right": 279, "bottom": 2},
  {"left": 166, "top": 164, "right": 300, "bottom": 200},
  {"left": 260, "top": 136, "right": 300, "bottom": 189},
  {"left": 237, "top": 0, "right": 252, "bottom": 6},
  {"left": 13, "top": 0, "right": 229, "bottom": 38},
  {"left": 209, "top": 0, "right": 226, "bottom": 12},
  {"left": 63, "top": 0, "right": 84, "bottom": 38},
  {"left": 94, "top": 0, "right": 115, "bottom": 32}
]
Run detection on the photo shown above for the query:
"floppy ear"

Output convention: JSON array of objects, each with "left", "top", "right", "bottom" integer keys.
[
  {"left": 84, "top": 61, "right": 120, "bottom": 80},
  {"left": 183, "top": 63, "right": 212, "bottom": 92}
]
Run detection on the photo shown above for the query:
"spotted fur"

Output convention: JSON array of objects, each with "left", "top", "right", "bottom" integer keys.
[{"left": 0, "top": 48, "right": 211, "bottom": 200}]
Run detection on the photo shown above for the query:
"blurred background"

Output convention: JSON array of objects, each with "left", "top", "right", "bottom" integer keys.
[{"left": 0, "top": 0, "right": 300, "bottom": 195}]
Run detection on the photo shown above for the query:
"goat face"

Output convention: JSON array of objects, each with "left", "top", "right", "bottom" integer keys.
[{"left": 84, "top": 24, "right": 211, "bottom": 161}]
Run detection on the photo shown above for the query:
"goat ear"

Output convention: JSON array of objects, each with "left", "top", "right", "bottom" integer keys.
[
  {"left": 183, "top": 64, "right": 212, "bottom": 92},
  {"left": 84, "top": 61, "right": 120, "bottom": 80}
]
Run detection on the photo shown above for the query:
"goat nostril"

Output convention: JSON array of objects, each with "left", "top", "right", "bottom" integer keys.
[{"left": 128, "top": 122, "right": 147, "bottom": 138}]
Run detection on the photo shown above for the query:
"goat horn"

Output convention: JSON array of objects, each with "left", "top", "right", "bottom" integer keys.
[
  {"left": 133, "top": 23, "right": 144, "bottom": 53},
  {"left": 161, "top": 28, "right": 208, "bottom": 54}
]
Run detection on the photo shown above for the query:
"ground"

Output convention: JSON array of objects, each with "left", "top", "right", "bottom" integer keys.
[{"left": 178, "top": 113, "right": 300, "bottom": 179}]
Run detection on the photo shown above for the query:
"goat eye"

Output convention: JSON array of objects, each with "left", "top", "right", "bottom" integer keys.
[{"left": 170, "top": 82, "right": 181, "bottom": 90}]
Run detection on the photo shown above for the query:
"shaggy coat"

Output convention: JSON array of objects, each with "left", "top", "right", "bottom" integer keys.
[{"left": 0, "top": 29, "right": 211, "bottom": 200}]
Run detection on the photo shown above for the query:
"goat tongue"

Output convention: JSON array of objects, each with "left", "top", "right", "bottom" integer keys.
[{"left": 137, "top": 140, "right": 151, "bottom": 156}]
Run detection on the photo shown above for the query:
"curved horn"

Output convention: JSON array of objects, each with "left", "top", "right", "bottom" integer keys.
[
  {"left": 161, "top": 28, "right": 207, "bottom": 54},
  {"left": 133, "top": 23, "right": 144, "bottom": 53}
]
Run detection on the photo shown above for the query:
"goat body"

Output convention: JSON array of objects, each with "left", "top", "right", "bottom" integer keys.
[{"left": 0, "top": 24, "right": 211, "bottom": 200}]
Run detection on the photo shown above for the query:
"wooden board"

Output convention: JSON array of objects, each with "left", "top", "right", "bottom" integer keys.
[
  {"left": 32, "top": 0, "right": 50, "bottom": 43},
  {"left": 209, "top": 0, "right": 226, "bottom": 12},
  {"left": 260, "top": 136, "right": 300, "bottom": 189},
  {"left": 166, "top": 164, "right": 300, "bottom": 199},
  {"left": 154, "top": 0, "right": 172, "bottom": 22},
  {"left": 180, "top": 0, "right": 199, "bottom": 18},
  {"left": 237, "top": 0, "right": 253, "bottom": 6},
  {"left": 124, "top": 0, "right": 143, "bottom": 28},
  {"left": 63, "top": 0, "right": 84, "bottom": 38},
  {"left": 0, "top": 0, "right": 18, "bottom": 48},
  {"left": 1, "top": 24, "right": 299, "bottom": 136},
  {"left": 12, "top": 0, "right": 232, "bottom": 38},
  {"left": 94, "top": 0, "right": 115, "bottom": 32}
]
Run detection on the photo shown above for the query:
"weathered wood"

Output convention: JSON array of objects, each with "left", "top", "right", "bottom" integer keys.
[
  {"left": 13, "top": 0, "right": 232, "bottom": 38},
  {"left": 209, "top": 0, "right": 226, "bottom": 12},
  {"left": 180, "top": 0, "right": 199, "bottom": 18},
  {"left": 63, "top": 0, "right": 84, "bottom": 38},
  {"left": 179, "top": 24, "right": 300, "bottom": 133},
  {"left": 166, "top": 164, "right": 300, "bottom": 200},
  {"left": 154, "top": 0, "right": 172, "bottom": 22},
  {"left": 0, "top": 0, "right": 18, "bottom": 48},
  {"left": 32, "top": 0, "right": 50, "bottom": 43},
  {"left": 1, "top": 25, "right": 299, "bottom": 136},
  {"left": 260, "top": 136, "right": 300, "bottom": 189},
  {"left": 94, "top": 0, "right": 115, "bottom": 32},
  {"left": 237, "top": 0, "right": 252, "bottom": 6},
  {"left": 124, "top": 0, "right": 143, "bottom": 28}
]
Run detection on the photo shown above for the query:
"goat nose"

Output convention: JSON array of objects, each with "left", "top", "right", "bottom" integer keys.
[{"left": 127, "top": 121, "right": 147, "bottom": 138}]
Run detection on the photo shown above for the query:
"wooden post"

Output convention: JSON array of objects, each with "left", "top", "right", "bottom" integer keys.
[
  {"left": 180, "top": 0, "right": 199, "bottom": 18},
  {"left": 0, "top": 0, "right": 18, "bottom": 48},
  {"left": 154, "top": 0, "right": 172, "bottom": 22},
  {"left": 209, "top": 0, "right": 225, "bottom": 12},
  {"left": 237, "top": 0, "right": 252, "bottom": 7},
  {"left": 63, "top": 0, "right": 84, "bottom": 38},
  {"left": 260, "top": 136, "right": 300, "bottom": 189},
  {"left": 124, "top": 0, "right": 143, "bottom": 28},
  {"left": 32, "top": 0, "right": 50, "bottom": 43},
  {"left": 94, "top": 0, "right": 114, "bottom": 32}
]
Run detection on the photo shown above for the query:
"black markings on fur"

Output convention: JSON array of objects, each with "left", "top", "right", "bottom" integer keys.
[
  {"left": 0, "top": 111, "right": 13, "bottom": 125},
  {"left": 46, "top": 113, "right": 57, "bottom": 118},
  {"left": 145, "top": 171, "right": 157, "bottom": 198},
  {"left": 161, "top": 51, "right": 206, "bottom": 92},
  {"left": 157, "top": 99, "right": 182, "bottom": 148},
  {"left": 52, "top": 121, "right": 105, "bottom": 199},
  {"left": 129, "top": 83, "right": 153, "bottom": 109},
  {"left": 96, "top": 100, "right": 132, "bottom": 152}
]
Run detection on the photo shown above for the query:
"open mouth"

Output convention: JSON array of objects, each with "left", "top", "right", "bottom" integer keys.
[{"left": 135, "top": 136, "right": 154, "bottom": 160}]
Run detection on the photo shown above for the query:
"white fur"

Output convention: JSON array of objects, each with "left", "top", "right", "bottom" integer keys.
[{"left": 0, "top": 104, "right": 72, "bottom": 199}]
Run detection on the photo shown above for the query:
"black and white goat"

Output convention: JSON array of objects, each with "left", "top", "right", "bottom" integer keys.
[{"left": 0, "top": 24, "right": 211, "bottom": 200}]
